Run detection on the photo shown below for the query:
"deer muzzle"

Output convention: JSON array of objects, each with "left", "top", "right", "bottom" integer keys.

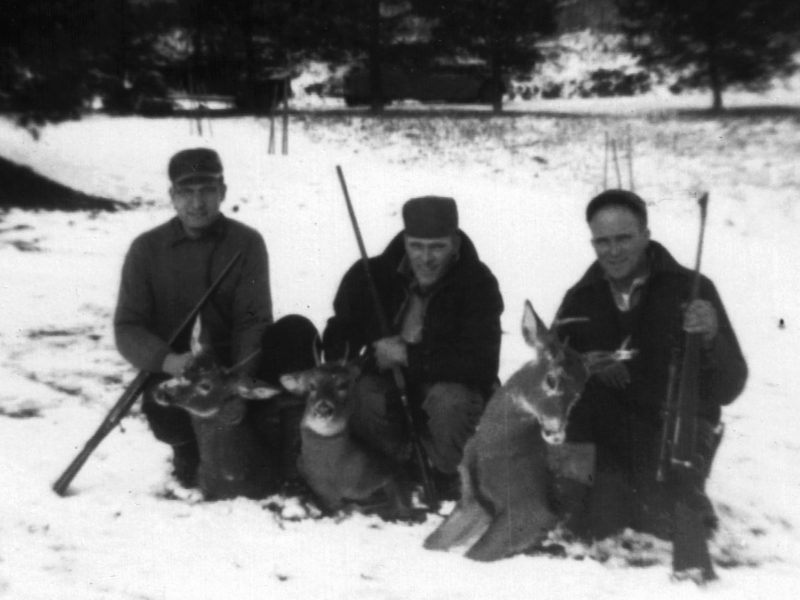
[{"left": 540, "top": 417, "right": 567, "bottom": 445}]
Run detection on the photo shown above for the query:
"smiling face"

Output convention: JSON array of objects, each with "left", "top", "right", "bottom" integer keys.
[
  {"left": 170, "top": 180, "right": 226, "bottom": 237},
  {"left": 589, "top": 205, "right": 650, "bottom": 289},
  {"left": 404, "top": 234, "right": 459, "bottom": 290}
]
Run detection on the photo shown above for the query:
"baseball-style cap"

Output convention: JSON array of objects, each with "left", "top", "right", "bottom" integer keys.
[
  {"left": 168, "top": 148, "right": 224, "bottom": 185},
  {"left": 402, "top": 196, "right": 459, "bottom": 238},
  {"left": 586, "top": 189, "right": 648, "bottom": 225}
]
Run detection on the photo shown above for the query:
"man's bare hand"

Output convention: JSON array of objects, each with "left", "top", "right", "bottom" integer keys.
[
  {"left": 162, "top": 352, "right": 193, "bottom": 377},
  {"left": 373, "top": 336, "right": 408, "bottom": 371},
  {"left": 683, "top": 299, "right": 718, "bottom": 346}
]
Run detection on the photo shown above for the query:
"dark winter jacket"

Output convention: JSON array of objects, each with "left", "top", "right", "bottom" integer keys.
[
  {"left": 114, "top": 215, "right": 272, "bottom": 374},
  {"left": 323, "top": 231, "right": 504, "bottom": 400},
  {"left": 556, "top": 241, "right": 747, "bottom": 474}
]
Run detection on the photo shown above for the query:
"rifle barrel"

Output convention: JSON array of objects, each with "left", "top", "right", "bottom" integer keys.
[{"left": 335, "top": 166, "right": 440, "bottom": 511}]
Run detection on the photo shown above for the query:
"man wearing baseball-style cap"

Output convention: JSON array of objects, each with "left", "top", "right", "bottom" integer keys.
[
  {"left": 322, "top": 195, "right": 504, "bottom": 500},
  {"left": 113, "top": 148, "right": 277, "bottom": 491}
]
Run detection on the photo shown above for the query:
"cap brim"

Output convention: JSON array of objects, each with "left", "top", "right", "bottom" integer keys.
[{"left": 172, "top": 173, "right": 223, "bottom": 186}]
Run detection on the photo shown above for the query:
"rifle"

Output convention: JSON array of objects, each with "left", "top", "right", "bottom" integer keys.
[
  {"left": 52, "top": 251, "right": 242, "bottom": 496},
  {"left": 655, "top": 192, "right": 716, "bottom": 581},
  {"left": 335, "top": 166, "right": 440, "bottom": 512},
  {"left": 657, "top": 192, "right": 708, "bottom": 481}
]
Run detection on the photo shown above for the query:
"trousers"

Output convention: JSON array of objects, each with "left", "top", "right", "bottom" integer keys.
[{"left": 348, "top": 373, "right": 484, "bottom": 474}]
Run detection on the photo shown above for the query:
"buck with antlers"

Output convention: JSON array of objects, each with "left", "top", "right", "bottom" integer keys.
[
  {"left": 423, "top": 300, "right": 635, "bottom": 561},
  {"left": 280, "top": 354, "right": 419, "bottom": 520},
  {"left": 153, "top": 315, "right": 317, "bottom": 500},
  {"left": 155, "top": 318, "right": 416, "bottom": 517}
]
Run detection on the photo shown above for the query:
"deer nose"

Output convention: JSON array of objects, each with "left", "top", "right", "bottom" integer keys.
[
  {"left": 541, "top": 429, "right": 566, "bottom": 445},
  {"left": 154, "top": 386, "right": 173, "bottom": 407},
  {"left": 313, "top": 399, "right": 335, "bottom": 418},
  {"left": 540, "top": 418, "right": 566, "bottom": 445}
]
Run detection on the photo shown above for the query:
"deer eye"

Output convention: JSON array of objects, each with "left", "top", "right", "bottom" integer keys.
[
  {"left": 545, "top": 373, "right": 559, "bottom": 391},
  {"left": 197, "top": 381, "right": 213, "bottom": 394}
]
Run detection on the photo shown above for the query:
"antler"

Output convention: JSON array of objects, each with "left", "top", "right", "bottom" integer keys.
[
  {"left": 581, "top": 336, "right": 637, "bottom": 374},
  {"left": 552, "top": 316, "right": 590, "bottom": 329},
  {"left": 312, "top": 335, "right": 349, "bottom": 367},
  {"left": 221, "top": 349, "right": 261, "bottom": 377}
]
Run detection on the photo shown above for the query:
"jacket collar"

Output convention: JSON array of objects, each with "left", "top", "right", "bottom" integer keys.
[
  {"left": 168, "top": 214, "right": 228, "bottom": 246},
  {"left": 572, "top": 240, "right": 684, "bottom": 291}
]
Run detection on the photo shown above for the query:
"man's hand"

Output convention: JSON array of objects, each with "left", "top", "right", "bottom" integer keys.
[
  {"left": 162, "top": 352, "right": 193, "bottom": 377},
  {"left": 594, "top": 362, "right": 631, "bottom": 389},
  {"left": 683, "top": 299, "right": 718, "bottom": 347},
  {"left": 373, "top": 336, "right": 408, "bottom": 371}
]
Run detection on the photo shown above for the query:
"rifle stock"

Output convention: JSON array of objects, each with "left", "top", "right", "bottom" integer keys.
[
  {"left": 336, "top": 166, "right": 440, "bottom": 512},
  {"left": 52, "top": 251, "right": 243, "bottom": 496}
]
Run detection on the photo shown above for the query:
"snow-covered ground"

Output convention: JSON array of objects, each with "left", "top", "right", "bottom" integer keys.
[{"left": 1, "top": 91, "right": 799, "bottom": 599}]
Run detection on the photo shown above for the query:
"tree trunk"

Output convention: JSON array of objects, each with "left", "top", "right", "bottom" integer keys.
[
  {"left": 707, "top": 35, "right": 724, "bottom": 112},
  {"left": 114, "top": 0, "right": 129, "bottom": 82},
  {"left": 490, "top": 0, "right": 503, "bottom": 114},
  {"left": 368, "top": 0, "right": 383, "bottom": 114},
  {"left": 241, "top": 5, "right": 258, "bottom": 112}
]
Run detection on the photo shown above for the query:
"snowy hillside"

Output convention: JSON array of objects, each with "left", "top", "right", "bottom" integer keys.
[{"left": 0, "top": 95, "right": 799, "bottom": 599}]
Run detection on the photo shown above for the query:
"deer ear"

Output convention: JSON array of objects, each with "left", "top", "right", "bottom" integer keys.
[
  {"left": 235, "top": 378, "right": 282, "bottom": 400},
  {"left": 279, "top": 372, "right": 307, "bottom": 395},
  {"left": 522, "top": 300, "right": 549, "bottom": 349}
]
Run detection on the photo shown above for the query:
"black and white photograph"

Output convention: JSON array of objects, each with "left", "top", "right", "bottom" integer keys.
[{"left": 1, "top": 1, "right": 798, "bottom": 598}]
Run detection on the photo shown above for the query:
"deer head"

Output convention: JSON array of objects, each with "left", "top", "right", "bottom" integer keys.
[
  {"left": 154, "top": 317, "right": 282, "bottom": 419},
  {"left": 280, "top": 346, "right": 361, "bottom": 437},
  {"left": 511, "top": 300, "right": 636, "bottom": 444}
]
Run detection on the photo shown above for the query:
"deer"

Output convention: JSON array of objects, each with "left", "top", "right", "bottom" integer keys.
[
  {"left": 423, "top": 300, "right": 636, "bottom": 561},
  {"left": 155, "top": 317, "right": 416, "bottom": 517},
  {"left": 153, "top": 316, "right": 297, "bottom": 500},
  {"left": 279, "top": 353, "right": 421, "bottom": 521}
]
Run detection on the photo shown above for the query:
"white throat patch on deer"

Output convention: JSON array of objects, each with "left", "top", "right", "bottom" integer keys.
[{"left": 423, "top": 300, "right": 635, "bottom": 561}]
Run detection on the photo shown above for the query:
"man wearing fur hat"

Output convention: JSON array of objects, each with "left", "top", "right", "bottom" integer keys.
[
  {"left": 113, "top": 147, "right": 274, "bottom": 488},
  {"left": 323, "top": 196, "right": 504, "bottom": 498}
]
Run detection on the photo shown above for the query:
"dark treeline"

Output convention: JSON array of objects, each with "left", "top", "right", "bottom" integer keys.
[{"left": 0, "top": 0, "right": 797, "bottom": 123}]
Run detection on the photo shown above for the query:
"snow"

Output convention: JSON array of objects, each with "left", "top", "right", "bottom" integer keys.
[{"left": 1, "top": 90, "right": 800, "bottom": 599}]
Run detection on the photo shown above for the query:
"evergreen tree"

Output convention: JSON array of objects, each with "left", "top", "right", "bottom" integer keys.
[
  {"left": 617, "top": 0, "right": 800, "bottom": 111},
  {"left": 0, "top": 0, "right": 103, "bottom": 122},
  {"left": 414, "top": 0, "right": 559, "bottom": 112}
]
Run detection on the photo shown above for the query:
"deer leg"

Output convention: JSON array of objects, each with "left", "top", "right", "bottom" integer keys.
[
  {"left": 465, "top": 507, "right": 556, "bottom": 562},
  {"left": 424, "top": 499, "right": 492, "bottom": 551},
  {"left": 424, "top": 459, "right": 491, "bottom": 550}
]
